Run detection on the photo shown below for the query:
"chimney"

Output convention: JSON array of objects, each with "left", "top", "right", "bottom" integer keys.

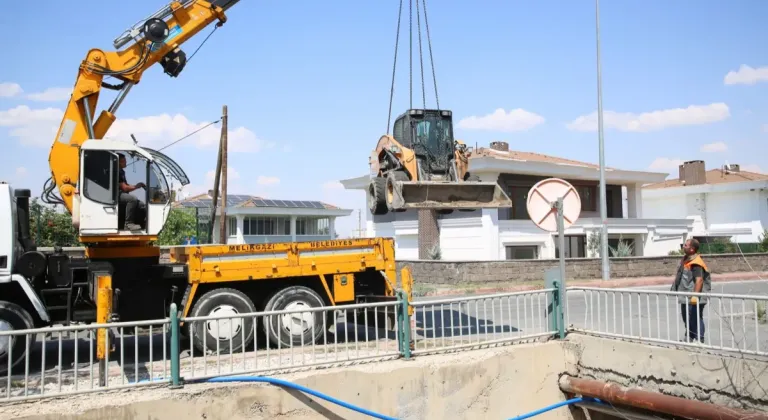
[
  {"left": 490, "top": 141, "right": 509, "bottom": 152},
  {"left": 679, "top": 160, "right": 706, "bottom": 186}
]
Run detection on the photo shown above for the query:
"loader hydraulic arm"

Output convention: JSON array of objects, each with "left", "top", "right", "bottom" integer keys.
[{"left": 45, "top": 0, "right": 239, "bottom": 213}]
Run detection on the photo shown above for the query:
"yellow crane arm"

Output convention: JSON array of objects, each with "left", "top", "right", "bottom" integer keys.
[{"left": 46, "top": 0, "right": 239, "bottom": 213}]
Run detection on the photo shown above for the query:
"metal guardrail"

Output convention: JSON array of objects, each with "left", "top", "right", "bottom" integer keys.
[
  {"left": 5, "top": 285, "right": 767, "bottom": 404},
  {"left": 179, "top": 301, "right": 403, "bottom": 382},
  {"left": 0, "top": 318, "right": 171, "bottom": 403},
  {"left": 567, "top": 287, "right": 768, "bottom": 357},
  {"left": 410, "top": 289, "right": 559, "bottom": 355}
]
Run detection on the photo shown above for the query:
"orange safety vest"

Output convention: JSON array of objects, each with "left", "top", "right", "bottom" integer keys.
[{"left": 672, "top": 254, "right": 712, "bottom": 303}]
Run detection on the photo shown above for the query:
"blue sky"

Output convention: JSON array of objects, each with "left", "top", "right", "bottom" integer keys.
[{"left": 1, "top": 0, "right": 766, "bottom": 237}]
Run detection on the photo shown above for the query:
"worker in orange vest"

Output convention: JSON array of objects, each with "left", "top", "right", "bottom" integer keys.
[{"left": 671, "top": 238, "right": 711, "bottom": 343}]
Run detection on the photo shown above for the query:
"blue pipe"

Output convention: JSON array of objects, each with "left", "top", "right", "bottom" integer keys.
[
  {"left": 204, "top": 376, "right": 399, "bottom": 420},
  {"left": 507, "top": 397, "right": 603, "bottom": 420}
]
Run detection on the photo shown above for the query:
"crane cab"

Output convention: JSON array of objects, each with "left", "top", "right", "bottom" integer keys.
[{"left": 73, "top": 139, "right": 189, "bottom": 241}]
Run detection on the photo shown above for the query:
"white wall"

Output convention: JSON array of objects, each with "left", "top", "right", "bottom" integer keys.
[
  {"left": 706, "top": 190, "right": 766, "bottom": 242},
  {"left": 643, "top": 189, "right": 768, "bottom": 242}
]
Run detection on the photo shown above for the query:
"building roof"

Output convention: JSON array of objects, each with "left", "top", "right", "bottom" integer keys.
[
  {"left": 472, "top": 147, "right": 617, "bottom": 170},
  {"left": 173, "top": 193, "right": 341, "bottom": 210},
  {"left": 643, "top": 169, "right": 768, "bottom": 190}
]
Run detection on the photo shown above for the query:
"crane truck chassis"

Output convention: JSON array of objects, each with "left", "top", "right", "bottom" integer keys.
[{"left": 0, "top": 183, "right": 412, "bottom": 376}]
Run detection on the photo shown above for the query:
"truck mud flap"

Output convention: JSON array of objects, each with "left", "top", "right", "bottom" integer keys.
[{"left": 389, "top": 180, "right": 514, "bottom": 210}]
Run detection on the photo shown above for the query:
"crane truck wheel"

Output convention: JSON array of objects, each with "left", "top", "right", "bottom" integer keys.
[
  {"left": 188, "top": 288, "right": 257, "bottom": 355},
  {"left": 368, "top": 177, "right": 388, "bottom": 215},
  {"left": 262, "top": 286, "right": 326, "bottom": 349},
  {"left": 0, "top": 301, "right": 35, "bottom": 377}
]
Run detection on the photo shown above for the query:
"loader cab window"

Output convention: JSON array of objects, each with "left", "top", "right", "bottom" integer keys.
[
  {"left": 83, "top": 150, "right": 118, "bottom": 205},
  {"left": 393, "top": 117, "right": 411, "bottom": 148},
  {"left": 414, "top": 115, "right": 453, "bottom": 158}
]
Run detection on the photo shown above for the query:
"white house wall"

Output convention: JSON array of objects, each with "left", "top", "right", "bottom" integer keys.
[
  {"left": 643, "top": 189, "right": 768, "bottom": 242},
  {"left": 705, "top": 190, "right": 766, "bottom": 242}
]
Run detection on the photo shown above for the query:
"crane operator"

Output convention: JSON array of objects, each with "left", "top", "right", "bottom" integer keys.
[{"left": 117, "top": 153, "right": 146, "bottom": 231}]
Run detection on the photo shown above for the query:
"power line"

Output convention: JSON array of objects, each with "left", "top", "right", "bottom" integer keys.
[{"left": 157, "top": 119, "right": 221, "bottom": 152}]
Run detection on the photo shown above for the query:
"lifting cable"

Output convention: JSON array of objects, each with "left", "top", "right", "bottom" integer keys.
[{"left": 386, "top": 0, "right": 441, "bottom": 134}]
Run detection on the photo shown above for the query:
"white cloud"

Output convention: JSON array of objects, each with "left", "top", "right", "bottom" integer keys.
[
  {"left": 457, "top": 108, "right": 545, "bottom": 132},
  {"left": 257, "top": 175, "right": 280, "bottom": 186},
  {"left": 648, "top": 157, "right": 683, "bottom": 174},
  {"left": 26, "top": 87, "right": 72, "bottom": 102},
  {"left": 105, "top": 113, "right": 265, "bottom": 152},
  {"left": 724, "top": 65, "right": 768, "bottom": 86},
  {"left": 0, "top": 83, "right": 23, "bottom": 98},
  {"left": 700, "top": 141, "right": 728, "bottom": 153},
  {"left": 741, "top": 164, "right": 762, "bottom": 174},
  {"left": 567, "top": 103, "right": 730, "bottom": 132},
  {"left": 0, "top": 105, "right": 64, "bottom": 147}
]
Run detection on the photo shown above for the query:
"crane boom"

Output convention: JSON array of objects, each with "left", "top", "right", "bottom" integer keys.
[{"left": 46, "top": 0, "right": 239, "bottom": 214}]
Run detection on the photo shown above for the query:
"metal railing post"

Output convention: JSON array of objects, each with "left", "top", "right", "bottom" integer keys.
[
  {"left": 169, "top": 303, "right": 182, "bottom": 388},
  {"left": 397, "top": 290, "right": 412, "bottom": 359}
]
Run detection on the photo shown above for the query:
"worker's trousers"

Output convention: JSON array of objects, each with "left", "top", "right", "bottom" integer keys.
[
  {"left": 119, "top": 192, "right": 139, "bottom": 225},
  {"left": 680, "top": 302, "right": 706, "bottom": 343}
]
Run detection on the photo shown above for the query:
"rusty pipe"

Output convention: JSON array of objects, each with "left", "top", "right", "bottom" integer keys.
[{"left": 559, "top": 375, "right": 768, "bottom": 420}]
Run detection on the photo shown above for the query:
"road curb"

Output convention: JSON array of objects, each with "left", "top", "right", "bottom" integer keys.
[{"left": 421, "top": 271, "right": 768, "bottom": 297}]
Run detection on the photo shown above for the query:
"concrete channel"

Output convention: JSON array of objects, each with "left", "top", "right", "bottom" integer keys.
[{"left": 2, "top": 334, "right": 767, "bottom": 419}]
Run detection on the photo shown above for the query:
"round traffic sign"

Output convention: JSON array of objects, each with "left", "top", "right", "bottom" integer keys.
[{"left": 526, "top": 178, "right": 581, "bottom": 232}]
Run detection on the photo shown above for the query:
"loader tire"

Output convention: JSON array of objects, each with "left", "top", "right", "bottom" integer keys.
[
  {"left": 386, "top": 171, "right": 409, "bottom": 212},
  {"left": 0, "top": 301, "right": 36, "bottom": 377},
  {"left": 368, "top": 177, "right": 388, "bottom": 215}
]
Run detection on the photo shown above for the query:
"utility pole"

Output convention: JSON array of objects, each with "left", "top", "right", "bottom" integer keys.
[
  {"left": 209, "top": 135, "right": 223, "bottom": 243},
  {"left": 595, "top": 0, "right": 610, "bottom": 280},
  {"left": 219, "top": 105, "right": 228, "bottom": 243}
]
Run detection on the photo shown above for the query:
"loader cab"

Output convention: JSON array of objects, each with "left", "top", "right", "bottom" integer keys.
[
  {"left": 392, "top": 109, "right": 457, "bottom": 181},
  {"left": 76, "top": 140, "right": 189, "bottom": 238}
]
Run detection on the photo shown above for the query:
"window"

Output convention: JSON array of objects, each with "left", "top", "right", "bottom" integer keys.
[
  {"left": 243, "top": 216, "right": 290, "bottom": 236},
  {"left": 555, "top": 235, "right": 586, "bottom": 258},
  {"left": 228, "top": 217, "right": 237, "bottom": 236},
  {"left": 148, "top": 162, "right": 170, "bottom": 204},
  {"left": 83, "top": 150, "right": 118, "bottom": 205},
  {"left": 575, "top": 185, "right": 597, "bottom": 212},
  {"left": 296, "top": 217, "right": 330, "bottom": 236},
  {"left": 506, "top": 246, "right": 538, "bottom": 260}
]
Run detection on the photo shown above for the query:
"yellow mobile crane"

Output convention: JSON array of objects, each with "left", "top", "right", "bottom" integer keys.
[{"left": 0, "top": 0, "right": 412, "bottom": 376}]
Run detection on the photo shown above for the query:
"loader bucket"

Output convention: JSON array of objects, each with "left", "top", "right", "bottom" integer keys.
[{"left": 388, "top": 180, "right": 514, "bottom": 210}]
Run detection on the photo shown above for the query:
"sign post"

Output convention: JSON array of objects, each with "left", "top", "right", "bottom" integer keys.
[{"left": 527, "top": 178, "right": 581, "bottom": 338}]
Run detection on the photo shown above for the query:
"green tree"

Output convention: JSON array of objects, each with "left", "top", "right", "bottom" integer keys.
[
  {"left": 157, "top": 208, "right": 198, "bottom": 245},
  {"left": 759, "top": 229, "right": 768, "bottom": 253},
  {"left": 29, "top": 199, "right": 79, "bottom": 247}
]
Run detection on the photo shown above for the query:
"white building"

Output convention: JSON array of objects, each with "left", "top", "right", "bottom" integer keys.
[
  {"left": 643, "top": 160, "right": 768, "bottom": 244},
  {"left": 340, "top": 143, "right": 694, "bottom": 260},
  {"left": 174, "top": 192, "right": 352, "bottom": 245}
]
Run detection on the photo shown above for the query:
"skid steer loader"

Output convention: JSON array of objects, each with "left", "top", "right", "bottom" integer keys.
[{"left": 368, "top": 109, "right": 513, "bottom": 215}]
